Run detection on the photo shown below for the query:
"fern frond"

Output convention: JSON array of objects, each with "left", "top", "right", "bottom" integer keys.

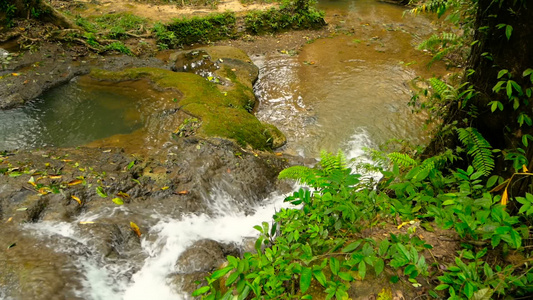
[
  {"left": 388, "top": 152, "right": 418, "bottom": 168},
  {"left": 456, "top": 127, "right": 494, "bottom": 176},
  {"left": 428, "top": 78, "right": 449, "bottom": 99},
  {"left": 319, "top": 150, "right": 347, "bottom": 174}
]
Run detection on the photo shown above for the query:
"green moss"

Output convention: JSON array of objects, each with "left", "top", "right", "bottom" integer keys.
[{"left": 89, "top": 67, "right": 284, "bottom": 150}]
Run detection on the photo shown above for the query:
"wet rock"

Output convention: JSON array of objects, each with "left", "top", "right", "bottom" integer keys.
[
  {"left": 0, "top": 226, "right": 85, "bottom": 300},
  {"left": 171, "top": 239, "right": 240, "bottom": 295}
]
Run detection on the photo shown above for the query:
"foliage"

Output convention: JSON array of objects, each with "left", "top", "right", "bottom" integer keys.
[
  {"left": 0, "top": 0, "right": 17, "bottom": 27},
  {"left": 105, "top": 41, "right": 132, "bottom": 55},
  {"left": 244, "top": 0, "right": 325, "bottom": 34},
  {"left": 409, "top": 0, "right": 476, "bottom": 66},
  {"left": 165, "top": 12, "right": 236, "bottom": 46},
  {"left": 194, "top": 147, "right": 533, "bottom": 299},
  {"left": 456, "top": 127, "right": 494, "bottom": 176},
  {"left": 76, "top": 13, "right": 148, "bottom": 40}
]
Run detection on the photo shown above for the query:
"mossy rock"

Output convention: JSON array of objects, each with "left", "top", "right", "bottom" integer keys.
[{"left": 89, "top": 67, "right": 284, "bottom": 150}]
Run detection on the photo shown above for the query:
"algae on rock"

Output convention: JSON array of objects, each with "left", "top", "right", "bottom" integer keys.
[{"left": 90, "top": 48, "right": 285, "bottom": 150}]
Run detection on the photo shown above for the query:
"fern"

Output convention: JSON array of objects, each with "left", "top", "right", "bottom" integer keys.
[
  {"left": 456, "top": 127, "right": 494, "bottom": 176},
  {"left": 388, "top": 152, "right": 418, "bottom": 168},
  {"left": 319, "top": 150, "right": 347, "bottom": 174},
  {"left": 278, "top": 165, "right": 314, "bottom": 181}
]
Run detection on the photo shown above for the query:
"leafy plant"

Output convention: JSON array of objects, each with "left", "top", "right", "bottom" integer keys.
[{"left": 456, "top": 127, "right": 494, "bottom": 176}]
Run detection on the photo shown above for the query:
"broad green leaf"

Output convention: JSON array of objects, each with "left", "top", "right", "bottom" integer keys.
[
  {"left": 313, "top": 269, "right": 327, "bottom": 286},
  {"left": 300, "top": 267, "right": 312, "bottom": 293},
  {"left": 374, "top": 258, "right": 384, "bottom": 276},
  {"left": 329, "top": 257, "right": 340, "bottom": 275},
  {"left": 192, "top": 286, "right": 210, "bottom": 296},
  {"left": 505, "top": 25, "right": 513, "bottom": 40},
  {"left": 342, "top": 240, "right": 362, "bottom": 253},
  {"left": 338, "top": 271, "right": 354, "bottom": 281},
  {"left": 226, "top": 271, "right": 240, "bottom": 286},
  {"left": 358, "top": 261, "right": 366, "bottom": 280},
  {"left": 211, "top": 266, "right": 233, "bottom": 280}
]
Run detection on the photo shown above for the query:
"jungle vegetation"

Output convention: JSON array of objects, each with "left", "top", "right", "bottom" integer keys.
[{"left": 194, "top": 0, "right": 533, "bottom": 299}]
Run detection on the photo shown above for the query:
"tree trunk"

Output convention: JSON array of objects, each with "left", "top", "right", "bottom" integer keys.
[{"left": 468, "top": 0, "right": 533, "bottom": 151}]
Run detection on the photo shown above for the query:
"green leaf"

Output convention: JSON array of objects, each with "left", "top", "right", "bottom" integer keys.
[
  {"left": 374, "top": 258, "right": 385, "bottom": 276},
  {"left": 300, "top": 267, "right": 312, "bottom": 293},
  {"left": 112, "top": 197, "right": 124, "bottom": 205},
  {"left": 338, "top": 271, "right": 354, "bottom": 281},
  {"left": 329, "top": 257, "right": 340, "bottom": 275},
  {"left": 497, "top": 69, "right": 509, "bottom": 79},
  {"left": 342, "top": 240, "right": 362, "bottom": 253},
  {"left": 127, "top": 160, "right": 135, "bottom": 170},
  {"left": 472, "top": 288, "right": 494, "bottom": 300},
  {"left": 435, "top": 284, "right": 449, "bottom": 291},
  {"left": 358, "top": 261, "right": 366, "bottom": 280},
  {"left": 378, "top": 240, "right": 390, "bottom": 256},
  {"left": 313, "top": 269, "right": 327, "bottom": 286},
  {"left": 226, "top": 271, "right": 240, "bottom": 286},
  {"left": 507, "top": 81, "right": 513, "bottom": 98},
  {"left": 211, "top": 266, "right": 233, "bottom": 280},
  {"left": 464, "top": 282, "right": 475, "bottom": 298},
  {"left": 505, "top": 25, "right": 513, "bottom": 40},
  {"left": 486, "top": 175, "right": 500, "bottom": 188},
  {"left": 192, "top": 286, "right": 210, "bottom": 296},
  {"left": 96, "top": 186, "right": 107, "bottom": 198}
]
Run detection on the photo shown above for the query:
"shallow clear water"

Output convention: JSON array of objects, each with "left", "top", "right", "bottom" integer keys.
[
  {"left": 0, "top": 77, "right": 144, "bottom": 150},
  {"left": 255, "top": 0, "right": 451, "bottom": 157}
]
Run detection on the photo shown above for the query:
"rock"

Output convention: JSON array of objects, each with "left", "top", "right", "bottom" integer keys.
[{"left": 171, "top": 239, "right": 240, "bottom": 295}]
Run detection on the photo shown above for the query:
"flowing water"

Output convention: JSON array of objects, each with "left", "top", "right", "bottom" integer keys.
[{"left": 2, "top": 0, "right": 453, "bottom": 299}]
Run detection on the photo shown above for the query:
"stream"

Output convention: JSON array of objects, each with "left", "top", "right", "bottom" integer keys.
[{"left": 0, "top": 0, "right": 450, "bottom": 299}]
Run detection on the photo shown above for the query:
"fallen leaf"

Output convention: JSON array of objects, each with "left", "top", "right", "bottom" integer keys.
[
  {"left": 102, "top": 149, "right": 112, "bottom": 153},
  {"left": 28, "top": 176, "right": 37, "bottom": 187},
  {"left": 11, "top": 73, "right": 20, "bottom": 76},
  {"left": 23, "top": 80, "right": 29, "bottom": 84},
  {"left": 38, "top": 187, "right": 51, "bottom": 195},
  {"left": 61, "top": 159, "right": 73, "bottom": 162},
  {"left": 275, "top": 152, "right": 283, "bottom": 156},
  {"left": 523, "top": 164, "right": 529, "bottom": 172},
  {"left": 96, "top": 186, "right": 108, "bottom": 198},
  {"left": 7, "top": 243, "right": 16, "bottom": 249},
  {"left": 117, "top": 191, "right": 130, "bottom": 198},
  {"left": 112, "top": 197, "right": 124, "bottom": 205},
  {"left": 130, "top": 222, "right": 142, "bottom": 238},
  {"left": 49, "top": 175, "right": 62, "bottom": 180},
  {"left": 71, "top": 195, "right": 82, "bottom": 205},
  {"left": 6, "top": 217, "right": 13, "bottom": 223},
  {"left": 68, "top": 179, "right": 83, "bottom": 186},
  {"left": 161, "top": 186, "right": 169, "bottom": 190},
  {"left": 178, "top": 190, "right": 189, "bottom": 195},
  {"left": 79, "top": 221, "right": 95, "bottom": 224},
  {"left": 16, "top": 207, "right": 28, "bottom": 211}
]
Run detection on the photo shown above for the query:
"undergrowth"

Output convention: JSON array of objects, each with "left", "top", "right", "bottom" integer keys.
[{"left": 194, "top": 150, "right": 533, "bottom": 299}]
